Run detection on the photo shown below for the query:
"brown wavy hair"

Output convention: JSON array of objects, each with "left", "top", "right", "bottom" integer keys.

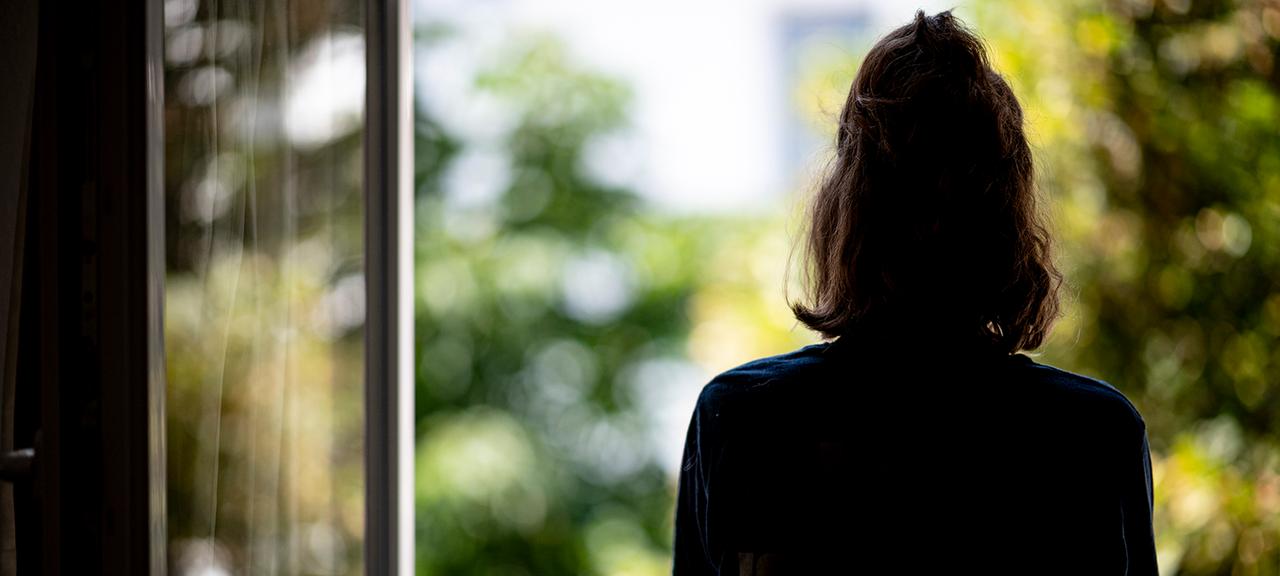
[{"left": 791, "top": 10, "right": 1061, "bottom": 354}]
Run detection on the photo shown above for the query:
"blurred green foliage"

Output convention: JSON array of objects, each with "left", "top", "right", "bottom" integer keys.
[
  {"left": 411, "top": 29, "right": 816, "bottom": 573},
  {"left": 413, "top": 1, "right": 1280, "bottom": 575},
  {"left": 413, "top": 37, "right": 677, "bottom": 575},
  {"left": 971, "top": 0, "right": 1280, "bottom": 572}
]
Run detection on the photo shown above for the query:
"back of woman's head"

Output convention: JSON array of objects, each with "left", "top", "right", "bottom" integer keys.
[{"left": 792, "top": 10, "right": 1061, "bottom": 354}]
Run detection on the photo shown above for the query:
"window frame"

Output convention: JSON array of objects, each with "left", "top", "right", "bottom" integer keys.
[{"left": 364, "top": 0, "right": 416, "bottom": 574}]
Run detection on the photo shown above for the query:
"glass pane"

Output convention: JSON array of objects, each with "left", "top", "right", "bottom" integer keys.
[
  {"left": 162, "top": 0, "right": 365, "bottom": 573},
  {"left": 408, "top": 3, "right": 843, "bottom": 573}
]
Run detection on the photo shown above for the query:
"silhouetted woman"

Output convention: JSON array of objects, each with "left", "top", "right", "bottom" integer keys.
[{"left": 673, "top": 11, "right": 1157, "bottom": 575}]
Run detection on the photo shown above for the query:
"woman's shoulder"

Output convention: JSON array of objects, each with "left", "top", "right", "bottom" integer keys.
[
  {"left": 1007, "top": 354, "right": 1147, "bottom": 431},
  {"left": 694, "top": 342, "right": 835, "bottom": 410},
  {"left": 689, "top": 345, "right": 1147, "bottom": 438}
]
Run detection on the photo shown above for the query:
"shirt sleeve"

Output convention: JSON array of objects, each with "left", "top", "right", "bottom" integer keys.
[
  {"left": 1122, "top": 422, "right": 1159, "bottom": 575},
  {"left": 673, "top": 386, "right": 725, "bottom": 576}
]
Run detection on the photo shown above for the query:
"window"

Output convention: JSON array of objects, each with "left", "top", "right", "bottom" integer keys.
[
  {"left": 163, "top": 0, "right": 411, "bottom": 574},
  {"left": 6, "top": 0, "right": 411, "bottom": 573}
]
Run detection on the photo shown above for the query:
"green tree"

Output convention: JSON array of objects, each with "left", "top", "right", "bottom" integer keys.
[{"left": 413, "top": 36, "right": 688, "bottom": 575}]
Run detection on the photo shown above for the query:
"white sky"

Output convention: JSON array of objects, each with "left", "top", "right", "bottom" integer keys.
[{"left": 413, "top": 0, "right": 960, "bottom": 213}]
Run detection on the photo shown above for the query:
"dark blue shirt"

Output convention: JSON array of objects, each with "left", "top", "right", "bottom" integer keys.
[{"left": 673, "top": 334, "right": 1157, "bottom": 575}]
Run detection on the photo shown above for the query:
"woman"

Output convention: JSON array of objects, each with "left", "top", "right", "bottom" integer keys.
[{"left": 672, "top": 11, "right": 1157, "bottom": 575}]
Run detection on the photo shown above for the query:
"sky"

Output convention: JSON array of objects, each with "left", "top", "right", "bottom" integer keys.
[{"left": 413, "top": 0, "right": 960, "bottom": 213}]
